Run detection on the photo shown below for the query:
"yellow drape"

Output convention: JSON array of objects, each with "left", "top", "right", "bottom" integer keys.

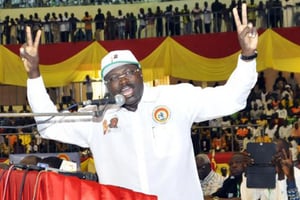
[{"left": 1, "top": 29, "right": 300, "bottom": 87}]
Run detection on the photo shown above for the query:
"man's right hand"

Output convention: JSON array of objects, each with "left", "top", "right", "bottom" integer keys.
[
  {"left": 280, "top": 149, "right": 294, "bottom": 181},
  {"left": 19, "top": 26, "right": 42, "bottom": 79}
]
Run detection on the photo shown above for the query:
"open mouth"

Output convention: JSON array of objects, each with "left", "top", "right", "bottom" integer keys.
[{"left": 121, "top": 86, "right": 133, "bottom": 98}]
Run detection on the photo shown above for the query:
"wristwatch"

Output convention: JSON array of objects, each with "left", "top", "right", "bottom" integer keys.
[
  {"left": 241, "top": 51, "right": 258, "bottom": 61},
  {"left": 212, "top": 196, "right": 219, "bottom": 200}
]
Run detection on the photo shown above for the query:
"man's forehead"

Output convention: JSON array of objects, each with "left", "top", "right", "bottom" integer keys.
[{"left": 106, "top": 64, "right": 138, "bottom": 75}]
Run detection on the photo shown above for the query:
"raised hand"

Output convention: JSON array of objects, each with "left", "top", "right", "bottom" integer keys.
[
  {"left": 280, "top": 149, "right": 294, "bottom": 181},
  {"left": 232, "top": 3, "right": 258, "bottom": 57},
  {"left": 19, "top": 26, "right": 42, "bottom": 78}
]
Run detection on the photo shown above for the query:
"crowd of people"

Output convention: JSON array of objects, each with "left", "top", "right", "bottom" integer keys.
[
  {"left": 2, "top": 71, "right": 297, "bottom": 160},
  {"left": 196, "top": 138, "right": 300, "bottom": 199},
  {"left": 0, "top": 104, "right": 82, "bottom": 157},
  {"left": 0, "top": 1, "right": 299, "bottom": 199},
  {"left": 0, "top": 0, "right": 298, "bottom": 44},
  {"left": 193, "top": 71, "right": 300, "bottom": 160},
  {"left": 191, "top": 70, "right": 300, "bottom": 198}
]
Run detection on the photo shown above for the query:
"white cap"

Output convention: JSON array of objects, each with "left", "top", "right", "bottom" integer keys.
[{"left": 101, "top": 50, "right": 140, "bottom": 79}]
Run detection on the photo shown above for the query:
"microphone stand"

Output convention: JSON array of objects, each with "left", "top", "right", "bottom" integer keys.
[
  {"left": 92, "top": 99, "right": 124, "bottom": 122},
  {"left": 94, "top": 103, "right": 108, "bottom": 118}
]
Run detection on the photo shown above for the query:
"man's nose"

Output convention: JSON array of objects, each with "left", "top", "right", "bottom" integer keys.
[{"left": 118, "top": 75, "right": 129, "bottom": 84}]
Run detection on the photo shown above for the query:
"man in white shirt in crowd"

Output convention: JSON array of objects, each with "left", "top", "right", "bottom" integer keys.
[{"left": 196, "top": 153, "right": 225, "bottom": 196}]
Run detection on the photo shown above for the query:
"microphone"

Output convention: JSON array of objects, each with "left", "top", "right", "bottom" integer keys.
[{"left": 81, "top": 94, "right": 125, "bottom": 107}]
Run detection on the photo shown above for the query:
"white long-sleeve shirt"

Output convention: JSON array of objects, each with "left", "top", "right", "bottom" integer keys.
[{"left": 27, "top": 56, "right": 257, "bottom": 200}]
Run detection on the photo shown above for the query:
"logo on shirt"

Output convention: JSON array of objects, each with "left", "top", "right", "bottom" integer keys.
[
  {"left": 102, "top": 116, "right": 119, "bottom": 135},
  {"left": 152, "top": 106, "right": 171, "bottom": 124}
]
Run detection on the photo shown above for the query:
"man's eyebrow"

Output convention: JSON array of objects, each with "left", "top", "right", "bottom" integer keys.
[{"left": 110, "top": 67, "right": 137, "bottom": 74}]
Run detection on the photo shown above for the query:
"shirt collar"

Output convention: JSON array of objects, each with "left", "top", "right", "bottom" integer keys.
[{"left": 201, "top": 170, "right": 215, "bottom": 184}]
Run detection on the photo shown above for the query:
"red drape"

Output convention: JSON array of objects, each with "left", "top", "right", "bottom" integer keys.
[
  {"left": 0, "top": 168, "right": 157, "bottom": 200},
  {"left": 5, "top": 27, "right": 300, "bottom": 65}
]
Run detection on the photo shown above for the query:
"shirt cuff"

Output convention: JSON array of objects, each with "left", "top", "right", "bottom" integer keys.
[{"left": 287, "top": 179, "right": 297, "bottom": 189}]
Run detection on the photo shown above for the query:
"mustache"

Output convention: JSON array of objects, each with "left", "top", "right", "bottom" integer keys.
[{"left": 119, "top": 83, "right": 134, "bottom": 93}]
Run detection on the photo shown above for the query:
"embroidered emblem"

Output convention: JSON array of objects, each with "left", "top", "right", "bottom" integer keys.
[
  {"left": 109, "top": 117, "right": 119, "bottom": 128},
  {"left": 111, "top": 54, "right": 118, "bottom": 63},
  {"left": 152, "top": 106, "right": 171, "bottom": 124},
  {"left": 103, "top": 116, "right": 119, "bottom": 135}
]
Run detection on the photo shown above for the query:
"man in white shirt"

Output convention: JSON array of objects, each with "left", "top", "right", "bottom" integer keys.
[
  {"left": 196, "top": 153, "right": 225, "bottom": 196},
  {"left": 279, "top": 120, "right": 292, "bottom": 139},
  {"left": 20, "top": 4, "right": 258, "bottom": 200}
]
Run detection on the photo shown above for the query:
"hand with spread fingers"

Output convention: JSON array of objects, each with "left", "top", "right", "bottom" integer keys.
[
  {"left": 279, "top": 148, "right": 294, "bottom": 181},
  {"left": 232, "top": 3, "right": 258, "bottom": 57},
  {"left": 19, "top": 26, "right": 42, "bottom": 79}
]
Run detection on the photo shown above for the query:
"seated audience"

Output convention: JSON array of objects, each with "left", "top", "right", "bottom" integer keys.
[
  {"left": 200, "top": 130, "right": 211, "bottom": 153},
  {"left": 211, "top": 133, "right": 226, "bottom": 152},
  {"left": 278, "top": 120, "right": 292, "bottom": 140},
  {"left": 291, "top": 122, "right": 300, "bottom": 144}
]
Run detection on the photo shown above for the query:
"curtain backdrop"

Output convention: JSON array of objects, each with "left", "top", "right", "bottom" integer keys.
[{"left": 1, "top": 27, "right": 300, "bottom": 87}]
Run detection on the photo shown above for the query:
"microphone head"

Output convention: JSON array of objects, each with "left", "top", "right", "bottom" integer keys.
[{"left": 114, "top": 94, "right": 125, "bottom": 106}]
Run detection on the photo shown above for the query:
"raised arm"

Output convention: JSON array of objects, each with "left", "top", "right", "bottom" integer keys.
[{"left": 280, "top": 149, "right": 300, "bottom": 200}]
